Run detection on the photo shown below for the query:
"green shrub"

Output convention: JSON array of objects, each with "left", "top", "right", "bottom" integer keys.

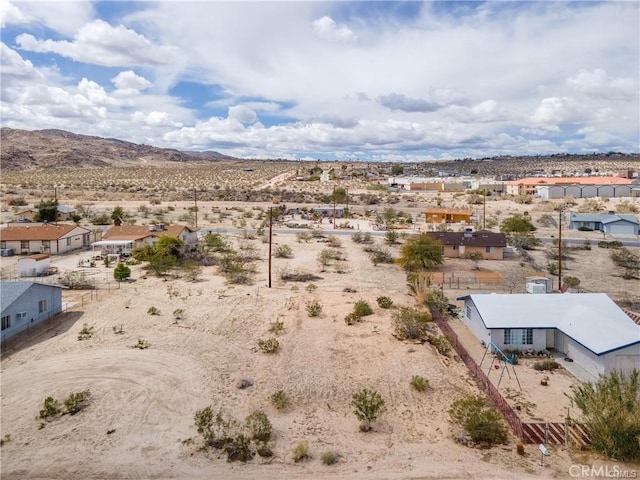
[
  {"left": 598, "top": 240, "right": 623, "bottom": 249},
  {"left": 410, "top": 375, "right": 429, "bottom": 392},
  {"left": 305, "top": 300, "right": 323, "bottom": 317},
  {"left": 292, "top": 441, "right": 310, "bottom": 462},
  {"left": 321, "top": 451, "right": 339, "bottom": 465},
  {"left": 131, "top": 338, "right": 150, "bottom": 349},
  {"left": 245, "top": 411, "right": 272, "bottom": 443},
  {"left": 449, "top": 395, "right": 508, "bottom": 446},
  {"left": 305, "top": 283, "right": 317, "bottom": 293},
  {"left": 369, "top": 247, "right": 394, "bottom": 266},
  {"left": 376, "top": 296, "right": 394, "bottom": 309},
  {"left": 258, "top": 337, "right": 280, "bottom": 354},
  {"left": 392, "top": 307, "right": 432, "bottom": 340},
  {"left": 270, "top": 390, "right": 290, "bottom": 410},
  {"left": 173, "top": 308, "right": 185, "bottom": 320},
  {"left": 194, "top": 407, "right": 236, "bottom": 449},
  {"left": 344, "top": 312, "right": 362, "bottom": 325},
  {"left": 429, "top": 335, "right": 452, "bottom": 356},
  {"left": 351, "top": 388, "right": 386, "bottom": 432},
  {"left": 353, "top": 300, "right": 373, "bottom": 317},
  {"left": 274, "top": 244, "right": 293, "bottom": 258},
  {"left": 533, "top": 359, "right": 561, "bottom": 371},
  {"left": 571, "top": 370, "right": 640, "bottom": 461},
  {"left": 64, "top": 390, "right": 91, "bottom": 415},
  {"left": 224, "top": 433, "right": 254, "bottom": 462},
  {"left": 39, "top": 396, "right": 62, "bottom": 419},
  {"left": 147, "top": 306, "right": 161, "bottom": 315}
]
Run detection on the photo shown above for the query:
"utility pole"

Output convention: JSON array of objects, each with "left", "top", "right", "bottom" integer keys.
[
  {"left": 558, "top": 206, "right": 564, "bottom": 291},
  {"left": 483, "top": 189, "right": 486, "bottom": 230},
  {"left": 54, "top": 186, "right": 58, "bottom": 225},
  {"left": 268, "top": 207, "right": 273, "bottom": 288},
  {"left": 193, "top": 188, "right": 198, "bottom": 229},
  {"left": 333, "top": 186, "right": 336, "bottom": 230}
]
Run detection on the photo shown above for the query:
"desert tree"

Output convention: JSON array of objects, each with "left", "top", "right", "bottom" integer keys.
[
  {"left": 34, "top": 199, "right": 58, "bottom": 223},
  {"left": 113, "top": 262, "right": 131, "bottom": 282},
  {"left": 397, "top": 233, "right": 443, "bottom": 271},
  {"left": 111, "top": 206, "right": 126, "bottom": 226}
]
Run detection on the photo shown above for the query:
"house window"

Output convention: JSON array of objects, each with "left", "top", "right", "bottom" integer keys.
[
  {"left": 504, "top": 328, "right": 533, "bottom": 345},
  {"left": 466, "top": 306, "right": 471, "bottom": 319},
  {"left": 0, "top": 241, "right": 5, "bottom": 249},
  {"left": 66, "top": 237, "right": 72, "bottom": 247},
  {"left": 486, "top": 246, "right": 493, "bottom": 253},
  {"left": 20, "top": 240, "right": 28, "bottom": 250},
  {"left": 16, "top": 312, "right": 27, "bottom": 320},
  {"left": 38, "top": 299, "right": 48, "bottom": 313},
  {"left": 1, "top": 315, "right": 10, "bottom": 330},
  {"left": 452, "top": 245, "right": 458, "bottom": 250},
  {"left": 42, "top": 240, "right": 50, "bottom": 250}
]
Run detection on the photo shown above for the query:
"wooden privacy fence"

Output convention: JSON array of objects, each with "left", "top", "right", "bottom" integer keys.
[{"left": 432, "top": 309, "right": 590, "bottom": 447}]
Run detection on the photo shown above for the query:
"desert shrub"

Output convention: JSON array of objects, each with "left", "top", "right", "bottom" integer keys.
[
  {"left": 58, "top": 271, "right": 95, "bottom": 289},
  {"left": 410, "top": 375, "right": 429, "bottom": 392},
  {"left": 344, "top": 312, "right": 362, "bottom": 325},
  {"left": 533, "top": 359, "right": 561, "bottom": 371},
  {"left": 449, "top": 395, "right": 508, "bottom": 446},
  {"left": 296, "top": 232, "right": 312, "bottom": 243},
  {"left": 131, "top": 338, "right": 150, "bottom": 349},
  {"left": 376, "top": 296, "right": 394, "bottom": 309},
  {"left": 537, "top": 213, "right": 554, "bottom": 227},
  {"left": 194, "top": 407, "right": 237, "bottom": 449},
  {"left": 113, "top": 262, "right": 131, "bottom": 282},
  {"left": 90, "top": 214, "right": 111, "bottom": 225},
  {"left": 424, "top": 289, "right": 449, "bottom": 315},
  {"left": 147, "top": 306, "right": 161, "bottom": 315},
  {"left": 112, "top": 324, "right": 124, "bottom": 334},
  {"left": 563, "top": 276, "right": 581, "bottom": 288},
  {"left": 326, "top": 235, "right": 342, "bottom": 248},
  {"left": 351, "top": 388, "right": 386, "bottom": 432},
  {"left": 39, "top": 396, "right": 62, "bottom": 419},
  {"left": 598, "top": 240, "right": 623, "bottom": 249},
  {"left": 181, "top": 260, "right": 203, "bottom": 282},
  {"left": 392, "top": 307, "right": 432, "bottom": 340},
  {"left": 64, "top": 390, "right": 91, "bottom": 415},
  {"left": 77, "top": 323, "right": 95, "bottom": 340},
  {"left": 258, "top": 337, "right": 280, "bottom": 354},
  {"left": 547, "top": 262, "right": 558, "bottom": 275},
  {"left": 274, "top": 244, "right": 293, "bottom": 258},
  {"left": 429, "top": 335, "right": 452, "bottom": 356},
  {"left": 245, "top": 411, "right": 273, "bottom": 443},
  {"left": 353, "top": 300, "right": 373, "bottom": 317},
  {"left": 321, "top": 451, "right": 340, "bottom": 465},
  {"left": 292, "top": 441, "right": 310, "bottom": 462},
  {"left": 571, "top": 370, "right": 640, "bottom": 461},
  {"left": 173, "top": 308, "right": 185, "bottom": 320},
  {"left": 271, "top": 390, "right": 291, "bottom": 410},
  {"left": 305, "top": 283, "right": 317, "bottom": 293},
  {"left": 352, "top": 232, "right": 373, "bottom": 244},
  {"left": 369, "top": 247, "right": 394, "bottom": 266},
  {"left": 384, "top": 229, "right": 399, "bottom": 245},
  {"left": 279, "top": 268, "right": 318, "bottom": 282},
  {"left": 268, "top": 319, "right": 284, "bottom": 335},
  {"left": 8, "top": 196, "right": 28, "bottom": 206},
  {"left": 610, "top": 248, "right": 640, "bottom": 279},
  {"left": 305, "top": 300, "right": 323, "bottom": 317}
]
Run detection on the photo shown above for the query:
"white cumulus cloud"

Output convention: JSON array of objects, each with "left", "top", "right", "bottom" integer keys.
[
  {"left": 112, "top": 71, "right": 153, "bottom": 95},
  {"left": 312, "top": 16, "right": 356, "bottom": 41},
  {"left": 228, "top": 105, "right": 258, "bottom": 124}
]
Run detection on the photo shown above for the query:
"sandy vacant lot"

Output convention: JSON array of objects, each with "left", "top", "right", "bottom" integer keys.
[{"left": 1, "top": 187, "right": 639, "bottom": 479}]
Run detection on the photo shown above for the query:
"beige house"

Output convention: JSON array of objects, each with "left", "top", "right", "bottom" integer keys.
[
  {"left": 427, "top": 230, "right": 506, "bottom": 259},
  {"left": 0, "top": 224, "right": 91, "bottom": 255},
  {"left": 92, "top": 224, "right": 199, "bottom": 255}
]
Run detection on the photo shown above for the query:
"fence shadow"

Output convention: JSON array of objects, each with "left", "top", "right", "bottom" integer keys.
[{"left": 1, "top": 310, "right": 84, "bottom": 359}]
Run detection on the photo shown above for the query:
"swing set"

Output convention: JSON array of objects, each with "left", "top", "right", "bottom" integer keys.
[{"left": 479, "top": 341, "right": 522, "bottom": 390}]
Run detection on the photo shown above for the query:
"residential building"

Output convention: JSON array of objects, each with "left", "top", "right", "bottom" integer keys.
[
  {"left": 17, "top": 254, "right": 57, "bottom": 277},
  {"left": 506, "top": 176, "right": 634, "bottom": 198},
  {"left": 569, "top": 212, "right": 639, "bottom": 235},
  {"left": 0, "top": 224, "right": 91, "bottom": 255},
  {"left": 424, "top": 208, "right": 472, "bottom": 224},
  {"left": 92, "top": 224, "right": 198, "bottom": 255},
  {"left": 458, "top": 293, "right": 640, "bottom": 382},
  {"left": 427, "top": 230, "right": 506, "bottom": 259},
  {"left": 1, "top": 281, "right": 66, "bottom": 342}
]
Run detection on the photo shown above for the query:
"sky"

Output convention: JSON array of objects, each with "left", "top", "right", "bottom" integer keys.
[{"left": 1, "top": 1, "right": 639, "bottom": 161}]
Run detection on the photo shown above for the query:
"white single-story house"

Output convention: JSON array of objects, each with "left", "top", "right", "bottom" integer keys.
[
  {"left": 568, "top": 212, "right": 639, "bottom": 235},
  {"left": 17, "top": 254, "right": 55, "bottom": 277},
  {"left": 0, "top": 224, "right": 92, "bottom": 255},
  {"left": 1, "top": 281, "right": 66, "bottom": 342},
  {"left": 458, "top": 293, "right": 640, "bottom": 382},
  {"left": 311, "top": 205, "right": 345, "bottom": 218},
  {"left": 93, "top": 224, "right": 198, "bottom": 255},
  {"left": 14, "top": 204, "right": 77, "bottom": 222}
]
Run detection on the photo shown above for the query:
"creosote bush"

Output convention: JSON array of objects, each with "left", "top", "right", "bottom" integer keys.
[
  {"left": 392, "top": 307, "right": 432, "bottom": 340},
  {"left": 429, "top": 335, "right": 452, "bottom": 356},
  {"left": 292, "top": 441, "right": 310, "bottom": 462},
  {"left": 268, "top": 319, "right": 284, "bottom": 335},
  {"left": 274, "top": 244, "right": 293, "bottom": 258},
  {"left": 64, "top": 390, "right": 91, "bottom": 415},
  {"left": 270, "top": 390, "right": 291, "bottom": 410},
  {"left": 376, "top": 296, "right": 394, "bottom": 309},
  {"left": 353, "top": 300, "right": 373, "bottom": 317},
  {"left": 410, "top": 375, "right": 429, "bottom": 392},
  {"left": 533, "top": 359, "right": 561, "bottom": 371},
  {"left": 344, "top": 312, "right": 362, "bottom": 326},
  {"left": 77, "top": 323, "right": 95, "bottom": 340},
  {"left": 321, "top": 451, "right": 340, "bottom": 465},
  {"left": 305, "top": 300, "right": 323, "bottom": 317},
  {"left": 351, "top": 388, "right": 386, "bottom": 432},
  {"left": 147, "top": 306, "right": 161, "bottom": 315},
  {"left": 449, "top": 395, "right": 508, "bottom": 446},
  {"left": 39, "top": 396, "right": 62, "bottom": 419},
  {"left": 131, "top": 338, "right": 150, "bottom": 349},
  {"left": 258, "top": 337, "right": 280, "bottom": 354}
]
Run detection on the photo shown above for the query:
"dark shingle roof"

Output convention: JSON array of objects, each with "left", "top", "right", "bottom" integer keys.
[{"left": 426, "top": 230, "right": 507, "bottom": 247}]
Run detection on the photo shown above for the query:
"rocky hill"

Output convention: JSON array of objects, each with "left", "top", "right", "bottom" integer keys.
[{"left": 0, "top": 128, "right": 235, "bottom": 171}]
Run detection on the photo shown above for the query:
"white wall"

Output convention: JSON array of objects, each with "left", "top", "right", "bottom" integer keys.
[
  {"left": 491, "top": 328, "right": 547, "bottom": 353},
  {"left": 566, "top": 337, "right": 605, "bottom": 380},
  {"left": 604, "top": 343, "right": 640, "bottom": 378},
  {"left": 463, "top": 300, "right": 492, "bottom": 346}
]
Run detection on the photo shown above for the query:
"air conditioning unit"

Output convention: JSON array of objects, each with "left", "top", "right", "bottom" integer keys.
[{"left": 526, "top": 282, "right": 546, "bottom": 294}]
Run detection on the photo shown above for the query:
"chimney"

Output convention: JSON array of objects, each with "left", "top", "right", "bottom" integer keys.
[{"left": 608, "top": 211, "right": 615, "bottom": 215}]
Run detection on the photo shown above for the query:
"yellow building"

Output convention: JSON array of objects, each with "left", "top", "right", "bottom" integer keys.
[{"left": 424, "top": 208, "right": 472, "bottom": 224}]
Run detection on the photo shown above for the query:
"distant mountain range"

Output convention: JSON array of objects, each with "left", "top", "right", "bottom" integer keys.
[
  {"left": 0, "top": 128, "right": 236, "bottom": 171},
  {"left": 1, "top": 128, "right": 638, "bottom": 175}
]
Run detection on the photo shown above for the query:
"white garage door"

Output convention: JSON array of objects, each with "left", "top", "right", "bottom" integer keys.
[{"left": 606, "top": 223, "right": 635, "bottom": 235}]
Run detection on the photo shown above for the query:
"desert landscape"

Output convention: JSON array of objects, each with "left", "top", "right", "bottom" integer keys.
[{"left": 1, "top": 155, "right": 639, "bottom": 480}]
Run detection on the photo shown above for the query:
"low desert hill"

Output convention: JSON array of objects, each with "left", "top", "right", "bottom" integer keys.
[{"left": 0, "top": 128, "right": 235, "bottom": 171}]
